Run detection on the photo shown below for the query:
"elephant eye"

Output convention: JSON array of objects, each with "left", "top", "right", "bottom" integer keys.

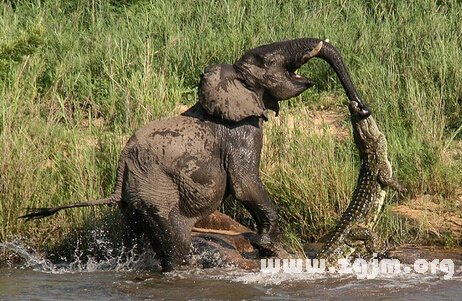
[
  {"left": 267, "top": 57, "right": 277, "bottom": 66},
  {"left": 252, "top": 54, "right": 265, "bottom": 67}
]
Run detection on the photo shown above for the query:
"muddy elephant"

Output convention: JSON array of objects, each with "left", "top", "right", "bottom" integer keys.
[{"left": 22, "top": 38, "right": 369, "bottom": 272}]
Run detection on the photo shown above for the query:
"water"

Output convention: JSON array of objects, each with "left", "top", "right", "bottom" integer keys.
[{"left": 1, "top": 240, "right": 462, "bottom": 301}]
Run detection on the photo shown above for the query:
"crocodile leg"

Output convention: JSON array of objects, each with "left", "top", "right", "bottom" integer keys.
[{"left": 345, "top": 226, "right": 377, "bottom": 258}]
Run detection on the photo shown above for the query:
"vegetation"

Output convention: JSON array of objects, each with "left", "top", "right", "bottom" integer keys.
[{"left": 1, "top": 0, "right": 461, "bottom": 257}]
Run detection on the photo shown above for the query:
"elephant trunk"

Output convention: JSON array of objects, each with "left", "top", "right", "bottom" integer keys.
[{"left": 296, "top": 38, "right": 371, "bottom": 115}]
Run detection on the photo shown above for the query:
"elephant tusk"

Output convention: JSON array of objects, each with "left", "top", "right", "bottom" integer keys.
[{"left": 303, "top": 41, "right": 323, "bottom": 61}]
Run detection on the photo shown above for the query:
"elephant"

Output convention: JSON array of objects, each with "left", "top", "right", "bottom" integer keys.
[{"left": 21, "top": 38, "right": 370, "bottom": 272}]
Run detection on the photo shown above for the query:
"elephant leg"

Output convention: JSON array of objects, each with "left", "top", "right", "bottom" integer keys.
[
  {"left": 144, "top": 215, "right": 179, "bottom": 272},
  {"left": 121, "top": 160, "right": 194, "bottom": 272},
  {"left": 237, "top": 188, "right": 280, "bottom": 244},
  {"left": 157, "top": 206, "right": 196, "bottom": 271},
  {"left": 120, "top": 200, "right": 166, "bottom": 268},
  {"left": 143, "top": 208, "right": 194, "bottom": 272},
  {"left": 226, "top": 132, "right": 281, "bottom": 245},
  {"left": 122, "top": 200, "right": 192, "bottom": 272},
  {"left": 228, "top": 170, "right": 280, "bottom": 244}
]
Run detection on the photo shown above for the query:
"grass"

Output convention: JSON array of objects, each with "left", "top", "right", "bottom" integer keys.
[{"left": 1, "top": 0, "right": 461, "bottom": 257}]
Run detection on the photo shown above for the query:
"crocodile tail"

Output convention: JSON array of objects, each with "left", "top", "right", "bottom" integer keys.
[
  {"left": 317, "top": 215, "right": 355, "bottom": 261},
  {"left": 317, "top": 162, "right": 376, "bottom": 261}
]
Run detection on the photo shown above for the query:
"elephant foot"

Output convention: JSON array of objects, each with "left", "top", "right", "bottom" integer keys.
[
  {"left": 252, "top": 227, "right": 289, "bottom": 258},
  {"left": 159, "top": 251, "right": 192, "bottom": 273},
  {"left": 252, "top": 240, "right": 290, "bottom": 259}
]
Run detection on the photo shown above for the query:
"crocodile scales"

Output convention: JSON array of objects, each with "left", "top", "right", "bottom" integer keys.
[{"left": 317, "top": 101, "right": 405, "bottom": 263}]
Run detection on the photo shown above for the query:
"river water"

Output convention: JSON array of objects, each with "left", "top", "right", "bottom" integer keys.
[{"left": 1, "top": 240, "right": 462, "bottom": 301}]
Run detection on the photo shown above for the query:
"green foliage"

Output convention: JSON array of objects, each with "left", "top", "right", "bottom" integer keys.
[{"left": 1, "top": 0, "right": 461, "bottom": 254}]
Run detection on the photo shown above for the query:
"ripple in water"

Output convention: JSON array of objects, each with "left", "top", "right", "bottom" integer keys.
[{"left": 2, "top": 237, "right": 462, "bottom": 301}]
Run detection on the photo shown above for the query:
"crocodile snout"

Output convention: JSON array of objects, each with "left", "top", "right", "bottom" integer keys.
[{"left": 349, "top": 101, "right": 371, "bottom": 118}]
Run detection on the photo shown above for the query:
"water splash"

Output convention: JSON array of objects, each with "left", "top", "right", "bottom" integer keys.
[
  {"left": 1, "top": 231, "right": 241, "bottom": 275},
  {"left": 225, "top": 263, "right": 462, "bottom": 285},
  {"left": 1, "top": 239, "right": 55, "bottom": 271},
  {"left": 4, "top": 231, "right": 460, "bottom": 286},
  {"left": 0, "top": 234, "right": 160, "bottom": 274}
]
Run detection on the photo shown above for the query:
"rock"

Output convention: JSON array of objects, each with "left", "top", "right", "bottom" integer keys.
[
  {"left": 191, "top": 211, "right": 272, "bottom": 270},
  {"left": 194, "top": 211, "right": 252, "bottom": 233}
]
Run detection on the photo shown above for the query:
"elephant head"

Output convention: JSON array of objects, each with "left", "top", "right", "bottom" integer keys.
[{"left": 199, "top": 38, "right": 370, "bottom": 122}]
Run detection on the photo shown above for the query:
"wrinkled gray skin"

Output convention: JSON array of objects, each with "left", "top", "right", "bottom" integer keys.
[
  {"left": 115, "top": 38, "right": 371, "bottom": 271},
  {"left": 22, "top": 38, "right": 370, "bottom": 272}
]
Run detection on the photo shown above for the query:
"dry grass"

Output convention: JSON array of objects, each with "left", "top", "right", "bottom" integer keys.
[{"left": 391, "top": 191, "right": 462, "bottom": 246}]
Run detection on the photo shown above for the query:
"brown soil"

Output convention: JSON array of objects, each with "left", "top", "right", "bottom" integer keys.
[
  {"left": 390, "top": 191, "right": 462, "bottom": 242},
  {"left": 305, "top": 108, "right": 349, "bottom": 140},
  {"left": 175, "top": 104, "right": 189, "bottom": 114},
  {"left": 270, "top": 106, "right": 350, "bottom": 140},
  {"left": 442, "top": 140, "right": 462, "bottom": 164}
]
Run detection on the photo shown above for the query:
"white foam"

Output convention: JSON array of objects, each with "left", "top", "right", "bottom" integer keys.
[{"left": 0, "top": 236, "right": 159, "bottom": 274}]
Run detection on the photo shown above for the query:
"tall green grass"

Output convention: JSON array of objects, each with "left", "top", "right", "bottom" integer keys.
[{"left": 1, "top": 0, "right": 461, "bottom": 254}]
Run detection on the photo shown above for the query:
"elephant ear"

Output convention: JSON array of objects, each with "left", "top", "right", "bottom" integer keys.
[{"left": 198, "top": 64, "right": 265, "bottom": 122}]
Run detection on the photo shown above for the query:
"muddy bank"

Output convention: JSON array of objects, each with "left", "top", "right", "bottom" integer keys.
[{"left": 388, "top": 245, "right": 462, "bottom": 266}]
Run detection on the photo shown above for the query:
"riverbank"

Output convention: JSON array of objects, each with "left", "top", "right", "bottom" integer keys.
[{"left": 1, "top": 0, "right": 461, "bottom": 257}]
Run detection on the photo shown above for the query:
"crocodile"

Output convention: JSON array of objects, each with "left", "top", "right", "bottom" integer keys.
[{"left": 317, "top": 101, "right": 405, "bottom": 264}]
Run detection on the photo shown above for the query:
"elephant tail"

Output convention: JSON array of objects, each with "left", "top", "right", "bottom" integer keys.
[
  {"left": 20, "top": 133, "right": 131, "bottom": 221},
  {"left": 18, "top": 194, "right": 120, "bottom": 221}
]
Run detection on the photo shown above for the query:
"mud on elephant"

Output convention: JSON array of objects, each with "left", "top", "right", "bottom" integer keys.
[{"left": 21, "top": 38, "right": 370, "bottom": 272}]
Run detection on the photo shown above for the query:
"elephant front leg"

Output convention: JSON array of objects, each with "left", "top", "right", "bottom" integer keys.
[
  {"left": 231, "top": 181, "right": 289, "bottom": 258},
  {"left": 226, "top": 126, "right": 287, "bottom": 257},
  {"left": 227, "top": 166, "right": 284, "bottom": 257}
]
